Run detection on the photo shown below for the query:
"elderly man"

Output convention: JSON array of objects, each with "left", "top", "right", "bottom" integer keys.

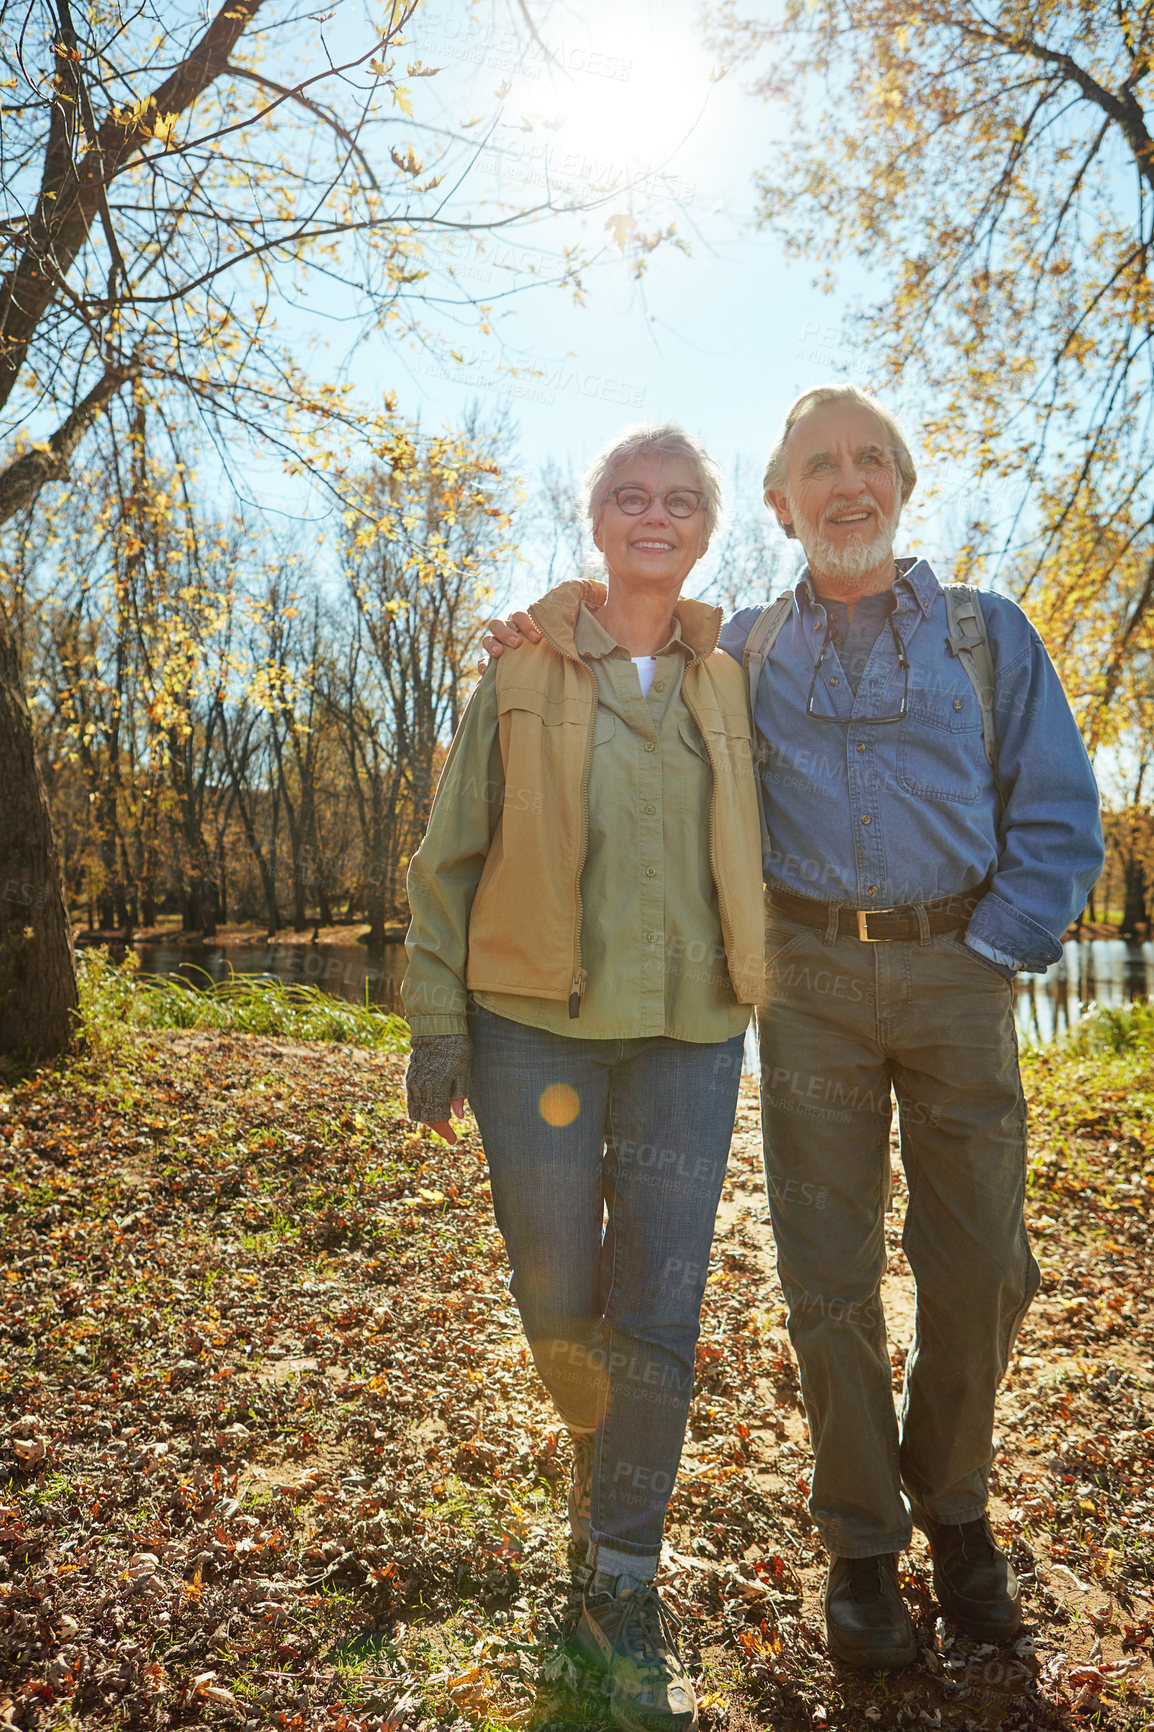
[
  {"left": 716, "top": 384, "right": 1102, "bottom": 1666},
  {"left": 481, "top": 386, "right": 1104, "bottom": 1668}
]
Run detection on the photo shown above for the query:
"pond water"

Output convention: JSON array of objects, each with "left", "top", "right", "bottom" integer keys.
[
  {"left": 131, "top": 936, "right": 1154, "bottom": 1059},
  {"left": 1014, "top": 937, "right": 1154, "bottom": 1045},
  {"left": 134, "top": 941, "right": 408, "bottom": 1011}
]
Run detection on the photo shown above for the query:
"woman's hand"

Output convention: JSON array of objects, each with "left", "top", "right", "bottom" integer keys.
[
  {"left": 405, "top": 1035, "right": 471, "bottom": 1145},
  {"left": 428, "top": 1098, "right": 467, "bottom": 1146}
]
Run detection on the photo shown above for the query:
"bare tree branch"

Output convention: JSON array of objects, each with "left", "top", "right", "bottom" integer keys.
[{"left": 0, "top": 355, "right": 140, "bottom": 526}]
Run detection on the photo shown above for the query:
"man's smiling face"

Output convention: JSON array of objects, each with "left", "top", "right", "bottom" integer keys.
[{"left": 767, "top": 400, "right": 903, "bottom": 588}]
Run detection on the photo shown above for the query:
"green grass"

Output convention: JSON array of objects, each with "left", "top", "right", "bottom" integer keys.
[
  {"left": 1063, "top": 997, "right": 1154, "bottom": 1055},
  {"left": 75, "top": 947, "right": 410, "bottom": 1053},
  {"left": 239, "top": 1211, "right": 300, "bottom": 1252}
]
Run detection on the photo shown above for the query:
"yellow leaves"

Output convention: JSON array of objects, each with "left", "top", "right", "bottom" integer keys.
[
  {"left": 606, "top": 213, "right": 636, "bottom": 253},
  {"left": 390, "top": 144, "right": 423, "bottom": 177},
  {"left": 1061, "top": 330, "right": 1096, "bottom": 366},
  {"left": 442, "top": 1663, "right": 503, "bottom": 1715},
  {"left": 111, "top": 94, "right": 176, "bottom": 143},
  {"left": 392, "top": 85, "right": 413, "bottom": 117}
]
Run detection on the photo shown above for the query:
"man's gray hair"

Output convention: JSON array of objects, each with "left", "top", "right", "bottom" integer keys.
[
  {"left": 583, "top": 423, "right": 723, "bottom": 541},
  {"left": 762, "top": 385, "right": 917, "bottom": 539}
]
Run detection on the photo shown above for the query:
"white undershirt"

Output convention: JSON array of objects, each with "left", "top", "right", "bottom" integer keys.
[{"left": 632, "top": 655, "right": 658, "bottom": 696}]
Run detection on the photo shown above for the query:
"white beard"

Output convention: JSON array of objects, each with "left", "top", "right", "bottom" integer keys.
[{"left": 789, "top": 491, "right": 902, "bottom": 586}]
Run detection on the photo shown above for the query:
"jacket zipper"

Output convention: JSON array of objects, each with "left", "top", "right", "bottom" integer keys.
[{"left": 686, "top": 680, "right": 739, "bottom": 997}]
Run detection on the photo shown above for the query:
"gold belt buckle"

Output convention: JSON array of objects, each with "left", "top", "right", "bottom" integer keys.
[{"left": 857, "top": 907, "right": 896, "bottom": 941}]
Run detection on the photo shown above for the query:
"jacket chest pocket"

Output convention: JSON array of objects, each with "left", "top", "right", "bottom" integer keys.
[
  {"left": 496, "top": 682, "right": 589, "bottom": 821},
  {"left": 896, "top": 685, "right": 988, "bottom": 805}
]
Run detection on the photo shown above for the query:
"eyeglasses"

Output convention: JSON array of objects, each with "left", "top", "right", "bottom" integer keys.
[
  {"left": 608, "top": 486, "right": 707, "bottom": 519},
  {"left": 806, "top": 613, "right": 910, "bottom": 723}
]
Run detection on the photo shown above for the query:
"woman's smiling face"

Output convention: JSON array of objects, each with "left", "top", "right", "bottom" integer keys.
[{"left": 592, "top": 452, "right": 711, "bottom": 594}]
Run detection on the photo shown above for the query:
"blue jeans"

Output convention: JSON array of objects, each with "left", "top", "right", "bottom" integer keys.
[{"left": 468, "top": 1005, "right": 745, "bottom": 1576}]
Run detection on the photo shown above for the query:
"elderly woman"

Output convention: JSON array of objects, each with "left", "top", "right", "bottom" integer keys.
[{"left": 402, "top": 424, "right": 764, "bottom": 1732}]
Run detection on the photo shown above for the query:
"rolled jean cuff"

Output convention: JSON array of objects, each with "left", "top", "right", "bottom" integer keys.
[{"left": 593, "top": 1541, "right": 659, "bottom": 1581}]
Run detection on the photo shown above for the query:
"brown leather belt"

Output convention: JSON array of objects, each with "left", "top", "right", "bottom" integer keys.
[{"left": 767, "top": 884, "right": 981, "bottom": 943}]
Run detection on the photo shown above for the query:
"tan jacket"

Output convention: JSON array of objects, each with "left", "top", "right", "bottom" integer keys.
[{"left": 404, "top": 579, "right": 767, "bottom": 1034}]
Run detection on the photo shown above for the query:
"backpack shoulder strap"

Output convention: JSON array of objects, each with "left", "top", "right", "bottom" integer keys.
[
  {"left": 741, "top": 593, "right": 793, "bottom": 729},
  {"left": 740, "top": 592, "right": 793, "bottom": 860},
  {"left": 944, "top": 583, "right": 998, "bottom": 772}
]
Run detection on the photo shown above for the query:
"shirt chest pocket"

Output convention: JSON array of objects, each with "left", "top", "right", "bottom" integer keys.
[
  {"left": 594, "top": 710, "right": 616, "bottom": 747},
  {"left": 896, "top": 683, "right": 989, "bottom": 805}
]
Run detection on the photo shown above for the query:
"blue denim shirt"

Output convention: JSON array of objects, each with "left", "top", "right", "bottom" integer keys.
[{"left": 719, "top": 559, "right": 1104, "bottom": 973}]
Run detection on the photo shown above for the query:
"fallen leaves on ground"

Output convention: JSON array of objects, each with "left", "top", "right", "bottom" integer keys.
[{"left": 0, "top": 1025, "right": 1151, "bottom": 1730}]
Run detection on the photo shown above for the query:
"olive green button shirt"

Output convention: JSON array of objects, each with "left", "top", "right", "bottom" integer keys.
[{"left": 406, "top": 603, "right": 749, "bottom": 1044}]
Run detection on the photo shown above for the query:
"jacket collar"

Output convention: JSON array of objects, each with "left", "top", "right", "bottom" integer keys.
[{"left": 530, "top": 579, "right": 723, "bottom": 663}]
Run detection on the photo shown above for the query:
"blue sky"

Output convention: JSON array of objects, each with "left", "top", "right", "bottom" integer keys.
[
  {"left": 330, "top": 0, "right": 1000, "bottom": 591},
  {"left": 291, "top": 0, "right": 960, "bottom": 593}
]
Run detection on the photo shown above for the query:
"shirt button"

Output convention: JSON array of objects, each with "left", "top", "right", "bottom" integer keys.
[
  {"left": 868, "top": 885, "right": 878, "bottom": 896},
  {"left": 643, "top": 803, "right": 655, "bottom": 815},
  {"left": 646, "top": 866, "right": 657, "bottom": 878},
  {"left": 953, "top": 698, "right": 963, "bottom": 711},
  {"left": 646, "top": 931, "right": 658, "bottom": 943},
  {"left": 644, "top": 741, "right": 656, "bottom": 752},
  {"left": 814, "top": 622, "right": 823, "bottom": 632},
  {"left": 830, "top": 676, "right": 840, "bottom": 687},
  {"left": 856, "top": 742, "right": 866, "bottom": 753},
  {"left": 653, "top": 680, "right": 664, "bottom": 692},
  {"left": 860, "top": 814, "right": 870, "bottom": 824}
]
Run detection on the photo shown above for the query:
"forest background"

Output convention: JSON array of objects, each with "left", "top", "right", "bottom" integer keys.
[
  {"left": 4, "top": 7, "right": 1154, "bottom": 1730},
  {"left": 3, "top": 0, "right": 1154, "bottom": 1059}
]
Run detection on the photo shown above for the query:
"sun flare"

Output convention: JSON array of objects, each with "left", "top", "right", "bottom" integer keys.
[{"left": 503, "top": 18, "right": 720, "bottom": 200}]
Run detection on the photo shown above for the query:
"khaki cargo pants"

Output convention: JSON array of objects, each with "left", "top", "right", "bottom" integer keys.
[{"left": 758, "top": 915, "right": 1039, "bottom": 1558}]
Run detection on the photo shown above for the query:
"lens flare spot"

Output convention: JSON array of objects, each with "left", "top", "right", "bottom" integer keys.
[{"left": 539, "top": 1083, "right": 580, "bottom": 1127}]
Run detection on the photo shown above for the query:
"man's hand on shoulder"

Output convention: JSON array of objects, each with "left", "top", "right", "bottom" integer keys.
[{"left": 479, "top": 610, "right": 540, "bottom": 671}]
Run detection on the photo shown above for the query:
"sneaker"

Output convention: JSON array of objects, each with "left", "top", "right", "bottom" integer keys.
[
  {"left": 824, "top": 1553, "right": 918, "bottom": 1669},
  {"left": 574, "top": 1575, "right": 698, "bottom": 1732},
  {"left": 923, "top": 1515, "right": 1023, "bottom": 1641},
  {"left": 568, "top": 1429, "right": 594, "bottom": 1558}
]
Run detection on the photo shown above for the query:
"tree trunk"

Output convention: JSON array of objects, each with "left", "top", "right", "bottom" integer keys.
[
  {"left": 216, "top": 835, "right": 229, "bottom": 930},
  {"left": 181, "top": 836, "right": 218, "bottom": 938},
  {"left": 364, "top": 876, "right": 387, "bottom": 946},
  {"left": 1119, "top": 854, "right": 1148, "bottom": 940},
  {"left": 0, "top": 615, "right": 78, "bottom": 1059},
  {"left": 292, "top": 869, "right": 308, "bottom": 933}
]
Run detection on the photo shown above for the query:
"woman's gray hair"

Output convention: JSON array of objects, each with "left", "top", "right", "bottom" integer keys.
[
  {"left": 762, "top": 384, "right": 917, "bottom": 538},
  {"left": 583, "top": 423, "right": 723, "bottom": 541}
]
